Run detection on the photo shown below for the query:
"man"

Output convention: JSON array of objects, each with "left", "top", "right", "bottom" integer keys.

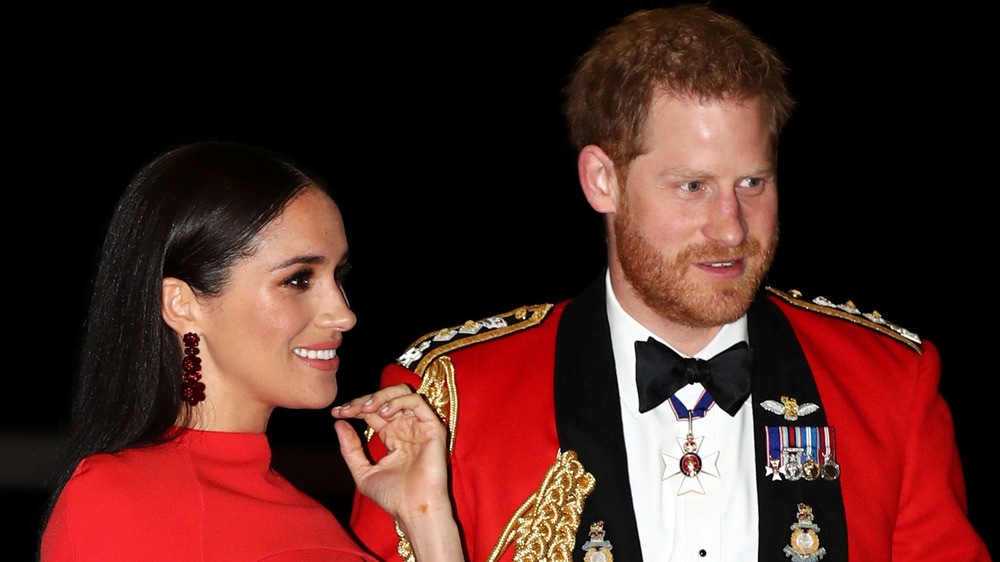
[{"left": 351, "top": 6, "right": 988, "bottom": 561}]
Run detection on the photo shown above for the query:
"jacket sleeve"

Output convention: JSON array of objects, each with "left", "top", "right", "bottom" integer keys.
[
  {"left": 349, "top": 362, "right": 428, "bottom": 562},
  {"left": 891, "top": 341, "right": 990, "bottom": 561}
]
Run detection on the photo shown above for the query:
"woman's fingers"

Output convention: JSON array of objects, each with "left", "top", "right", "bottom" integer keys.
[
  {"left": 333, "top": 420, "right": 369, "bottom": 477},
  {"left": 375, "top": 393, "right": 440, "bottom": 422},
  {"left": 331, "top": 383, "right": 413, "bottom": 418}
]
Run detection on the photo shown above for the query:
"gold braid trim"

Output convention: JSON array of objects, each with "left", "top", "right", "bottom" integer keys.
[
  {"left": 361, "top": 356, "right": 457, "bottom": 447},
  {"left": 486, "top": 450, "right": 595, "bottom": 562},
  {"left": 416, "top": 356, "right": 459, "bottom": 454}
]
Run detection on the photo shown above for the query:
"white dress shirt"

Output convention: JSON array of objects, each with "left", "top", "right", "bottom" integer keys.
[{"left": 605, "top": 273, "right": 759, "bottom": 561}]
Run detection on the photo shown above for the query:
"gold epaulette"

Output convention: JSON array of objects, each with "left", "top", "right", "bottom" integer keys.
[
  {"left": 396, "top": 303, "right": 554, "bottom": 375},
  {"left": 386, "top": 303, "right": 554, "bottom": 454},
  {"left": 766, "top": 286, "right": 922, "bottom": 354}
]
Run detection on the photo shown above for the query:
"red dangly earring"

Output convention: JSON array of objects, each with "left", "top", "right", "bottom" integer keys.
[{"left": 181, "top": 332, "right": 206, "bottom": 405}]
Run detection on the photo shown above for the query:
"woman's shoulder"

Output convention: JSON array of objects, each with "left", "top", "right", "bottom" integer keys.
[
  {"left": 72, "top": 440, "right": 189, "bottom": 484},
  {"left": 58, "top": 442, "right": 195, "bottom": 518},
  {"left": 42, "top": 444, "right": 199, "bottom": 560}
]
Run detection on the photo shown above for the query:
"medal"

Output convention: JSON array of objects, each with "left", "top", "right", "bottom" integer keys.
[
  {"left": 784, "top": 447, "right": 804, "bottom": 481},
  {"left": 766, "top": 426, "right": 839, "bottom": 483},
  {"left": 662, "top": 413, "right": 720, "bottom": 495},
  {"left": 783, "top": 503, "right": 828, "bottom": 561},
  {"left": 801, "top": 427, "right": 820, "bottom": 481},
  {"left": 820, "top": 426, "right": 840, "bottom": 481},
  {"left": 802, "top": 457, "right": 820, "bottom": 481},
  {"left": 782, "top": 427, "right": 803, "bottom": 481},
  {"left": 582, "top": 520, "right": 614, "bottom": 562}
]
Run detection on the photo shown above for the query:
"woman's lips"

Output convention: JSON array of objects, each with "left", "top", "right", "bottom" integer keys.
[{"left": 293, "top": 342, "right": 341, "bottom": 371}]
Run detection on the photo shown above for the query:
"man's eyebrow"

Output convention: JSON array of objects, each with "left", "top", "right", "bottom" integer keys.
[{"left": 656, "top": 163, "right": 776, "bottom": 179}]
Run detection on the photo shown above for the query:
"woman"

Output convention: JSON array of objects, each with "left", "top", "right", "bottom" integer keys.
[{"left": 40, "top": 141, "right": 462, "bottom": 561}]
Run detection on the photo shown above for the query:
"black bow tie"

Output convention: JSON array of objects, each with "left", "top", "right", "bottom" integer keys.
[{"left": 634, "top": 339, "right": 753, "bottom": 416}]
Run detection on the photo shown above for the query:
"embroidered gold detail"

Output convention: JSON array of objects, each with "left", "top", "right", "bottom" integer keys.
[
  {"left": 417, "top": 356, "right": 459, "bottom": 454},
  {"left": 514, "top": 306, "right": 528, "bottom": 320},
  {"left": 394, "top": 521, "right": 415, "bottom": 562},
  {"left": 486, "top": 450, "right": 596, "bottom": 562},
  {"left": 766, "top": 287, "right": 922, "bottom": 354}
]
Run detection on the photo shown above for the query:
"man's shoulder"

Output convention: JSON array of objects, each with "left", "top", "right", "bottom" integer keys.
[
  {"left": 764, "top": 286, "right": 922, "bottom": 354},
  {"left": 394, "top": 301, "right": 567, "bottom": 375}
]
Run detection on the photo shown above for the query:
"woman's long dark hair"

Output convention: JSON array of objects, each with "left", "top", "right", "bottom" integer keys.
[{"left": 41, "top": 141, "right": 327, "bottom": 534}]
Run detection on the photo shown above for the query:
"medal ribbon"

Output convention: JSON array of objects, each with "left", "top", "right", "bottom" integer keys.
[
  {"left": 783, "top": 426, "right": 795, "bottom": 462},
  {"left": 804, "top": 426, "right": 818, "bottom": 462},
  {"left": 824, "top": 426, "right": 836, "bottom": 464},
  {"left": 793, "top": 426, "right": 803, "bottom": 465},
  {"left": 668, "top": 390, "right": 715, "bottom": 421},
  {"left": 767, "top": 426, "right": 782, "bottom": 463}
]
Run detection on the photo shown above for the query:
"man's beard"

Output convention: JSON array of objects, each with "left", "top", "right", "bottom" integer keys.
[{"left": 614, "top": 201, "right": 777, "bottom": 329}]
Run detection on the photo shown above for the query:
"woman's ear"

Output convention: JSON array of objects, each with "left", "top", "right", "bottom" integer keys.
[{"left": 161, "top": 277, "right": 200, "bottom": 334}]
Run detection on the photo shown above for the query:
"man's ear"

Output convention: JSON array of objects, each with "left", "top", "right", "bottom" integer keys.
[
  {"left": 578, "top": 144, "right": 621, "bottom": 214},
  {"left": 161, "top": 277, "right": 201, "bottom": 334}
]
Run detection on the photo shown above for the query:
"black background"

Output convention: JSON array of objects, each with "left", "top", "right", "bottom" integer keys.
[{"left": 4, "top": 2, "right": 995, "bottom": 560}]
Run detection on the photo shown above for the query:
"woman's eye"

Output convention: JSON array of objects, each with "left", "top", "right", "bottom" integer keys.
[{"left": 282, "top": 269, "right": 314, "bottom": 288}]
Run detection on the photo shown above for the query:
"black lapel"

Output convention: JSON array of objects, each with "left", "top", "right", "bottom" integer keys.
[
  {"left": 748, "top": 294, "right": 848, "bottom": 562},
  {"left": 554, "top": 276, "right": 643, "bottom": 562}
]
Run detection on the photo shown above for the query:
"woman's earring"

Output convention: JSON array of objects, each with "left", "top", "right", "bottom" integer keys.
[{"left": 181, "top": 332, "right": 206, "bottom": 405}]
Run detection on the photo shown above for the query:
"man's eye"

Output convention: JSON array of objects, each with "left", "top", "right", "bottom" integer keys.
[
  {"left": 282, "top": 270, "right": 313, "bottom": 288},
  {"left": 739, "top": 177, "right": 763, "bottom": 188},
  {"left": 680, "top": 181, "right": 703, "bottom": 192}
]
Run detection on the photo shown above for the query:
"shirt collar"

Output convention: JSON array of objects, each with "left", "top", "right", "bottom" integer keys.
[{"left": 604, "top": 270, "right": 749, "bottom": 414}]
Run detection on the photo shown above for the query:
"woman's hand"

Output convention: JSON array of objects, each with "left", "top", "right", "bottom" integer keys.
[{"left": 333, "top": 385, "right": 463, "bottom": 561}]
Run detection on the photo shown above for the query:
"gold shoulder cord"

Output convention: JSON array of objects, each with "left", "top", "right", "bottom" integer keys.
[{"left": 486, "top": 450, "right": 595, "bottom": 562}]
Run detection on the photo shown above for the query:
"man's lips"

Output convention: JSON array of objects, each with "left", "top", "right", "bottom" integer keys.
[
  {"left": 701, "top": 259, "right": 741, "bottom": 268},
  {"left": 693, "top": 257, "right": 748, "bottom": 276},
  {"left": 695, "top": 255, "right": 747, "bottom": 267}
]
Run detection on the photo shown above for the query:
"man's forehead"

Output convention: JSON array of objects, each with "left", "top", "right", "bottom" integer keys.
[{"left": 634, "top": 92, "right": 773, "bottom": 155}]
